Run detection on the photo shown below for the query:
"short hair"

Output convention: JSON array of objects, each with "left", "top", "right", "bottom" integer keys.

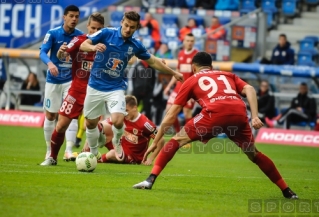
[
  {"left": 185, "top": 33, "right": 194, "bottom": 38},
  {"left": 88, "top": 12, "right": 105, "bottom": 25},
  {"left": 191, "top": 52, "right": 213, "bottom": 67},
  {"left": 300, "top": 82, "right": 307, "bottom": 87},
  {"left": 212, "top": 16, "right": 219, "bottom": 20},
  {"left": 123, "top": 11, "right": 141, "bottom": 27},
  {"left": 279, "top": 34, "right": 287, "bottom": 39},
  {"left": 125, "top": 95, "right": 138, "bottom": 107},
  {"left": 64, "top": 5, "right": 80, "bottom": 15}
]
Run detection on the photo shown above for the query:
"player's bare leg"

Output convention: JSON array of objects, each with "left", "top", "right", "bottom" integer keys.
[
  {"left": 99, "top": 150, "right": 122, "bottom": 163},
  {"left": 43, "top": 110, "right": 57, "bottom": 160},
  {"left": 111, "top": 112, "right": 125, "bottom": 161},
  {"left": 86, "top": 117, "right": 101, "bottom": 159},
  {"left": 133, "top": 127, "right": 190, "bottom": 189}
]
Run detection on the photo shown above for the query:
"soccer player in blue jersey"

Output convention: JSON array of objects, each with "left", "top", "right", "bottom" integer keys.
[
  {"left": 40, "top": 5, "right": 83, "bottom": 160},
  {"left": 80, "top": 11, "right": 183, "bottom": 161}
]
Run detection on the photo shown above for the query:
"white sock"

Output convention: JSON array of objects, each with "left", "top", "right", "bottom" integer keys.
[
  {"left": 65, "top": 119, "right": 78, "bottom": 151},
  {"left": 112, "top": 124, "right": 124, "bottom": 141},
  {"left": 86, "top": 127, "right": 99, "bottom": 155},
  {"left": 43, "top": 117, "right": 55, "bottom": 150}
]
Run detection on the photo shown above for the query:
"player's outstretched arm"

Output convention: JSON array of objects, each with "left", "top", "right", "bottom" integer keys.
[
  {"left": 142, "top": 104, "right": 183, "bottom": 162},
  {"left": 143, "top": 137, "right": 165, "bottom": 166},
  {"left": 242, "top": 85, "right": 263, "bottom": 129},
  {"left": 80, "top": 39, "right": 106, "bottom": 52},
  {"left": 145, "top": 55, "right": 184, "bottom": 82}
]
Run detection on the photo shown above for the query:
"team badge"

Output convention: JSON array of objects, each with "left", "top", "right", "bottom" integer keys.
[
  {"left": 127, "top": 46, "right": 133, "bottom": 55},
  {"left": 133, "top": 128, "right": 138, "bottom": 135}
]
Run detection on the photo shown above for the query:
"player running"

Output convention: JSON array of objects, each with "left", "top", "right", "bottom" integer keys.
[
  {"left": 80, "top": 11, "right": 183, "bottom": 161},
  {"left": 40, "top": 12, "right": 105, "bottom": 166},
  {"left": 164, "top": 33, "right": 198, "bottom": 132},
  {"left": 133, "top": 52, "right": 298, "bottom": 199},
  {"left": 82, "top": 95, "right": 164, "bottom": 165},
  {"left": 40, "top": 5, "right": 83, "bottom": 160}
]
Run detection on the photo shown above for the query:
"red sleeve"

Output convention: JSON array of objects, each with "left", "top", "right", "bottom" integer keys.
[
  {"left": 66, "top": 36, "right": 82, "bottom": 56},
  {"left": 143, "top": 117, "right": 157, "bottom": 139},
  {"left": 233, "top": 74, "right": 248, "bottom": 94},
  {"left": 174, "top": 78, "right": 194, "bottom": 106}
]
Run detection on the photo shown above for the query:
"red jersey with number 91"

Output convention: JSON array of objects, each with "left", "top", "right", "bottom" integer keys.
[
  {"left": 174, "top": 70, "right": 248, "bottom": 116},
  {"left": 66, "top": 34, "right": 95, "bottom": 94}
]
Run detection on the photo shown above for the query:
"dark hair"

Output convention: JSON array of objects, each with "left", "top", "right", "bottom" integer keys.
[
  {"left": 88, "top": 12, "right": 104, "bottom": 25},
  {"left": 123, "top": 11, "right": 141, "bottom": 28},
  {"left": 279, "top": 34, "right": 287, "bottom": 39},
  {"left": 212, "top": 16, "right": 219, "bottom": 20},
  {"left": 125, "top": 95, "right": 138, "bottom": 107},
  {"left": 260, "top": 80, "right": 269, "bottom": 84},
  {"left": 64, "top": 5, "right": 80, "bottom": 15},
  {"left": 192, "top": 52, "right": 213, "bottom": 67},
  {"left": 185, "top": 33, "right": 194, "bottom": 38},
  {"left": 300, "top": 82, "right": 307, "bottom": 87}
]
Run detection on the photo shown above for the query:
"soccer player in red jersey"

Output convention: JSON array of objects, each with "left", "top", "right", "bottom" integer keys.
[
  {"left": 133, "top": 52, "right": 298, "bottom": 199},
  {"left": 164, "top": 33, "right": 198, "bottom": 132},
  {"left": 82, "top": 95, "right": 164, "bottom": 165},
  {"left": 40, "top": 13, "right": 105, "bottom": 165}
]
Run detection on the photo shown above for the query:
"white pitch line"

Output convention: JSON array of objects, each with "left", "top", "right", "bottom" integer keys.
[{"left": 1, "top": 170, "right": 318, "bottom": 181}]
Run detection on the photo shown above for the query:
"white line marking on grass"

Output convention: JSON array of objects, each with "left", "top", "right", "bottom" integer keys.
[{"left": 1, "top": 170, "right": 318, "bottom": 181}]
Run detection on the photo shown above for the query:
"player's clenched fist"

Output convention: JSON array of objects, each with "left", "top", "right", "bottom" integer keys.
[
  {"left": 251, "top": 117, "right": 263, "bottom": 130},
  {"left": 94, "top": 43, "right": 106, "bottom": 52}
]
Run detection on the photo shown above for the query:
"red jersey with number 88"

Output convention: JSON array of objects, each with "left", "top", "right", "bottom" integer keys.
[
  {"left": 174, "top": 70, "right": 248, "bottom": 116},
  {"left": 66, "top": 34, "right": 95, "bottom": 95}
]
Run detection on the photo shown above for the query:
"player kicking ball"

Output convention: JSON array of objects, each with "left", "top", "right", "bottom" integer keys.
[
  {"left": 82, "top": 95, "right": 164, "bottom": 165},
  {"left": 40, "top": 13, "right": 105, "bottom": 165},
  {"left": 133, "top": 52, "right": 298, "bottom": 199}
]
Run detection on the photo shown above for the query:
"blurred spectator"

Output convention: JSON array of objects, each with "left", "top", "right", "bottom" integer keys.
[
  {"left": 179, "top": 18, "right": 197, "bottom": 41},
  {"left": 195, "top": 0, "right": 216, "bottom": 9},
  {"left": 215, "top": 0, "right": 239, "bottom": 11},
  {"left": 132, "top": 60, "right": 156, "bottom": 119},
  {"left": 260, "top": 34, "right": 295, "bottom": 65},
  {"left": 164, "top": 0, "right": 187, "bottom": 8},
  {"left": 142, "top": 0, "right": 164, "bottom": 8},
  {"left": 266, "top": 83, "right": 317, "bottom": 129},
  {"left": 271, "top": 34, "right": 295, "bottom": 65},
  {"left": 20, "top": 72, "right": 41, "bottom": 106},
  {"left": 0, "top": 58, "right": 6, "bottom": 91},
  {"left": 140, "top": 13, "right": 161, "bottom": 49},
  {"left": 315, "top": 116, "right": 319, "bottom": 131},
  {"left": 206, "top": 16, "right": 226, "bottom": 40},
  {"left": 155, "top": 43, "right": 173, "bottom": 59},
  {"left": 249, "top": 80, "right": 276, "bottom": 122}
]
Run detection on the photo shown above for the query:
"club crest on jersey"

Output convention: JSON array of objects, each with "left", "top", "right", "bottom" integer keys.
[
  {"left": 133, "top": 128, "right": 138, "bottom": 135},
  {"left": 144, "top": 122, "right": 155, "bottom": 132},
  {"left": 127, "top": 46, "right": 133, "bottom": 55}
]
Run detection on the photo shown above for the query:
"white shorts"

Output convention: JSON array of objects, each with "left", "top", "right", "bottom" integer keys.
[
  {"left": 83, "top": 86, "right": 126, "bottom": 119},
  {"left": 44, "top": 81, "right": 71, "bottom": 113}
]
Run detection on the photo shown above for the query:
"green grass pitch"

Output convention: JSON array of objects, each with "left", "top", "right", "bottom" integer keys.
[{"left": 0, "top": 126, "right": 318, "bottom": 217}]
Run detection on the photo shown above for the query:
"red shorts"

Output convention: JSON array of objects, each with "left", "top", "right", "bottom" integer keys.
[
  {"left": 58, "top": 90, "right": 85, "bottom": 119},
  {"left": 185, "top": 111, "right": 254, "bottom": 148},
  {"left": 167, "top": 91, "right": 195, "bottom": 110}
]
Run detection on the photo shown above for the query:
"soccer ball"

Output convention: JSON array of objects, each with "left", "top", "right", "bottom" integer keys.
[{"left": 75, "top": 152, "right": 97, "bottom": 172}]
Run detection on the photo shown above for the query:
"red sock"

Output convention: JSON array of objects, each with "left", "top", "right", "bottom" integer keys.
[
  {"left": 50, "top": 129, "right": 65, "bottom": 160},
  {"left": 104, "top": 141, "right": 114, "bottom": 151},
  {"left": 254, "top": 152, "right": 288, "bottom": 190},
  {"left": 151, "top": 139, "right": 180, "bottom": 176},
  {"left": 315, "top": 123, "right": 319, "bottom": 131},
  {"left": 173, "top": 118, "right": 180, "bottom": 132},
  {"left": 99, "top": 154, "right": 108, "bottom": 163}
]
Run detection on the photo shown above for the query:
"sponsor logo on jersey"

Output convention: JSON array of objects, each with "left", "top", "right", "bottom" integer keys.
[
  {"left": 81, "top": 60, "right": 94, "bottom": 71},
  {"left": 144, "top": 122, "right": 155, "bottom": 132},
  {"left": 43, "top": 33, "right": 50, "bottom": 44},
  {"left": 124, "top": 131, "right": 138, "bottom": 144}
]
